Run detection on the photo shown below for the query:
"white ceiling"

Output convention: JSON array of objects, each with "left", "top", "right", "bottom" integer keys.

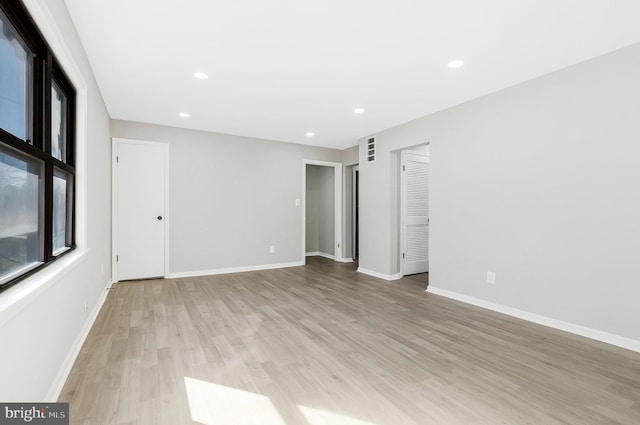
[{"left": 63, "top": 0, "right": 640, "bottom": 149}]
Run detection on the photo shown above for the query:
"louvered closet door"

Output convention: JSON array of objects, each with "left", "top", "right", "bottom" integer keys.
[{"left": 401, "top": 152, "right": 429, "bottom": 275}]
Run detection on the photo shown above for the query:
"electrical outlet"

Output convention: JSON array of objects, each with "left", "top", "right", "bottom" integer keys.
[
  {"left": 295, "top": 199, "right": 301, "bottom": 206},
  {"left": 487, "top": 271, "right": 496, "bottom": 284},
  {"left": 269, "top": 245, "right": 276, "bottom": 254}
]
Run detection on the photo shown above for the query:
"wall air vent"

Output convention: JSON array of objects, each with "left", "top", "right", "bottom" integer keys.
[{"left": 367, "top": 137, "right": 376, "bottom": 163}]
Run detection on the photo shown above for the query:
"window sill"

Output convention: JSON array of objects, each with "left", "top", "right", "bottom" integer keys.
[{"left": 0, "top": 248, "right": 90, "bottom": 328}]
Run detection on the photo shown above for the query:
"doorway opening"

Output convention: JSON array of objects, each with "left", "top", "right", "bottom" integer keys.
[
  {"left": 352, "top": 165, "right": 359, "bottom": 266},
  {"left": 302, "top": 160, "right": 342, "bottom": 264},
  {"left": 342, "top": 163, "right": 358, "bottom": 266}
]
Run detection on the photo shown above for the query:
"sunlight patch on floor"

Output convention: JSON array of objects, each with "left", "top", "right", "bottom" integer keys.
[
  {"left": 184, "top": 377, "right": 286, "bottom": 425},
  {"left": 298, "top": 405, "right": 381, "bottom": 425}
]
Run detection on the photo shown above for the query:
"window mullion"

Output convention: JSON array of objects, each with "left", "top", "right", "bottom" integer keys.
[
  {"left": 43, "top": 50, "right": 53, "bottom": 261},
  {"left": 43, "top": 163, "right": 53, "bottom": 261},
  {"left": 32, "top": 48, "right": 45, "bottom": 149},
  {"left": 44, "top": 51, "right": 52, "bottom": 155},
  {"left": 67, "top": 89, "right": 76, "bottom": 167}
]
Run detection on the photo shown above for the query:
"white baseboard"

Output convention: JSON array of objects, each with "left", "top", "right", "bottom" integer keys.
[
  {"left": 357, "top": 268, "right": 402, "bottom": 281},
  {"left": 167, "top": 261, "right": 304, "bottom": 279},
  {"left": 427, "top": 286, "right": 640, "bottom": 353},
  {"left": 306, "top": 252, "right": 336, "bottom": 260},
  {"left": 46, "top": 278, "right": 113, "bottom": 401},
  {"left": 336, "top": 257, "right": 354, "bottom": 263}
]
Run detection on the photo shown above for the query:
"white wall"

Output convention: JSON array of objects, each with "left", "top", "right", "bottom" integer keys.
[
  {"left": 0, "top": 0, "right": 112, "bottom": 400},
  {"left": 111, "top": 121, "right": 343, "bottom": 274},
  {"left": 358, "top": 43, "right": 640, "bottom": 343}
]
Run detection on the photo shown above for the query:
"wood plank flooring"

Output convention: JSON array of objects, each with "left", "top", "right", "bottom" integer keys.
[{"left": 59, "top": 257, "right": 640, "bottom": 424}]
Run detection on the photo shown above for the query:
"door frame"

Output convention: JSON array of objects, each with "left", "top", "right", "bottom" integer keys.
[
  {"left": 400, "top": 148, "right": 429, "bottom": 276},
  {"left": 352, "top": 165, "right": 359, "bottom": 262},
  {"left": 302, "top": 160, "right": 343, "bottom": 264},
  {"left": 112, "top": 138, "right": 170, "bottom": 282}
]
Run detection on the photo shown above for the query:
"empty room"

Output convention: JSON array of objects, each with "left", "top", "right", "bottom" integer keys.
[{"left": 1, "top": 0, "right": 639, "bottom": 424}]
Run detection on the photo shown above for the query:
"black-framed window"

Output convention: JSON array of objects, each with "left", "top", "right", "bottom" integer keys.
[{"left": 0, "top": 0, "right": 76, "bottom": 291}]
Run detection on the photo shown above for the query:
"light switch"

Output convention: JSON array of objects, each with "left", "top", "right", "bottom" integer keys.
[
  {"left": 487, "top": 271, "right": 496, "bottom": 284},
  {"left": 295, "top": 199, "right": 301, "bottom": 206}
]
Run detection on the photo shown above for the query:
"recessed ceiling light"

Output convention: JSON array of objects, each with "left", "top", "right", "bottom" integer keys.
[
  {"left": 354, "top": 108, "right": 365, "bottom": 114},
  {"left": 179, "top": 112, "right": 190, "bottom": 118},
  {"left": 306, "top": 132, "right": 315, "bottom": 137},
  {"left": 194, "top": 72, "right": 208, "bottom": 79},
  {"left": 448, "top": 60, "right": 464, "bottom": 69}
]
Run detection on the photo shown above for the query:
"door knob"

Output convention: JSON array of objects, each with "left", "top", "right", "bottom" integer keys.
[{"left": 156, "top": 216, "right": 163, "bottom": 220}]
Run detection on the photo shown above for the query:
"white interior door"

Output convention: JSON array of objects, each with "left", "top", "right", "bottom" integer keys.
[
  {"left": 115, "top": 140, "right": 167, "bottom": 281},
  {"left": 401, "top": 151, "right": 429, "bottom": 275}
]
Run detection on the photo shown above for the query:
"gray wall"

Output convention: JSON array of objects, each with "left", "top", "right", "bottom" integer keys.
[
  {"left": 358, "top": 43, "right": 640, "bottom": 341},
  {"left": 305, "top": 165, "right": 335, "bottom": 256},
  {"left": 342, "top": 146, "right": 358, "bottom": 260},
  {"left": 0, "top": 0, "right": 112, "bottom": 400},
  {"left": 342, "top": 145, "right": 358, "bottom": 165},
  {"left": 111, "top": 120, "right": 342, "bottom": 273}
]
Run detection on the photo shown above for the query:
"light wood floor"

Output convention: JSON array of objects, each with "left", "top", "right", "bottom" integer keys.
[{"left": 60, "top": 257, "right": 640, "bottom": 424}]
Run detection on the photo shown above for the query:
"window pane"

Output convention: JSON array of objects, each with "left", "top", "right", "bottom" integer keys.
[
  {"left": 0, "top": 10, "right": 31, "bottom": 141},
  {"left": 51, "top": 82, "right": 67, "bottom": 161},
  {"left": 53, "top": 168, "right": 73, "bottom": 254},
  {"left": 0, "top": 144, "right": 42, "bottom": 284}
]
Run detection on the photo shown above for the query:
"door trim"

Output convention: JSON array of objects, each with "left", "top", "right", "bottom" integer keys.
[
  {"left": 302, "top": 160, "right": 343, "bottom": 264},
  {"left": 352, "top": 165, "right": 359, "bottom": 262},
  {"left": 111, "top": 138, "right": 170, "bottom": 282}
]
